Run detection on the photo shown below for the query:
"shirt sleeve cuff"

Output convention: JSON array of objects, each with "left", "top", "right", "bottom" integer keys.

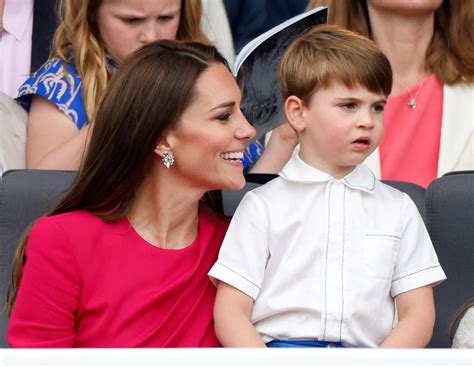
[
  {"left": 391, "top": 264, "right": 447, "bottom": 297},
  {"left": 208, "top": 262, "right": 261, "bottom": 300}
]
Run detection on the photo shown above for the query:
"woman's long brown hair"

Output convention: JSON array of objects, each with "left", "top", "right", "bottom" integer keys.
[
  {"left": 307, "top": 0, "right": 474, "bottom": 85},
  {"left": 6, "top": 40, "right": 228, "bottom": 316}
]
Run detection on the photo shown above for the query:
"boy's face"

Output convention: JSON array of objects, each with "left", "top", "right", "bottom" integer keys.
[{"left": 297, "top": 80, "right": 386, "bottom": 178}]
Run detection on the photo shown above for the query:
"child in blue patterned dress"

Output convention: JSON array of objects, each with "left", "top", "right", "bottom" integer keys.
[{"left": 18, "top": 0, "right": 209, "bottom": 170}]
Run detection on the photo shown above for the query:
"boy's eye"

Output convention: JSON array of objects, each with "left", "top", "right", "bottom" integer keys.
[
  {"left": 216, "top": 112, "right": 231, "bottom": 122},
  {"left": 371, "top": 104, "right": 385, "bottom": 113},
  {"left": 341, "top": 102, "right": 357, "bottom": 110}
]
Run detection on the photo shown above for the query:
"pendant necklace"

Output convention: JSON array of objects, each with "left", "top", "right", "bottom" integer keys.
[{"left": 407, "top": 77, "right": 427, "bottom": 109}]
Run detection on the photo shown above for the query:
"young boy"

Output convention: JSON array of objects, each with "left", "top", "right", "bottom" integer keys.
[{"left": 209, "top": 25, "right": 446, "bottom": 348}]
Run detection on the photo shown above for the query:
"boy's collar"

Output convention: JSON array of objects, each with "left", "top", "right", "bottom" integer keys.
[{"left": 280, "top": 150, "right": 376, "bottom": 194}]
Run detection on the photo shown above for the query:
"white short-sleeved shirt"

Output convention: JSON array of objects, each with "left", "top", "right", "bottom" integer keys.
[{"left": 209, "top": 153, "right": 446, "bottom": 347}]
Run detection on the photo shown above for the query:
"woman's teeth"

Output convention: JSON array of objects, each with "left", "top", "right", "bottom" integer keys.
[{"left": 220, "top": 152, "right": 244, "bottom": 161}]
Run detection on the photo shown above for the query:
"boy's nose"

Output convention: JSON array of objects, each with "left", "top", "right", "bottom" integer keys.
[{"left": 356, "top": 112, "right": 375, "bottom": 129}]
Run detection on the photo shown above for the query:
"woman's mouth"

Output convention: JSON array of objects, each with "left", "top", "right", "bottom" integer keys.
[{"left": 220, "top": 151, "right": 244, "bottom": 163}]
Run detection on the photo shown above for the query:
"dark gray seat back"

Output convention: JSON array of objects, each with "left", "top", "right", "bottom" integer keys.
[
  {"left": 425, "top": 171, "right": 474, "bottom": 348},
  {"left": 0, "top": 169, "right": 76, "bottom": 347}
]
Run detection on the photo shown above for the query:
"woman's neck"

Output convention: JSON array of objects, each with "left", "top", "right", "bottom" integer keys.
[
  {"left": 128, "top": 166, "right": 204, "bottom": 250},
  {"left": 368, "top": 5, "right": 435, "bottom": 95}
]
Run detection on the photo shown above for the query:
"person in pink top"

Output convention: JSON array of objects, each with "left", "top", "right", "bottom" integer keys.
[
  {"left": 254, "top": 0, "right": 474, "bottom": 188},
  {"left": 6, "top": 40, "right": 255, "bottom": 347}
]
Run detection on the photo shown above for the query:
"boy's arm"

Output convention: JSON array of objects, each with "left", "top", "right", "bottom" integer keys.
[
  {"left": 214, "top": 281, "right": 266, "bottom": 347},
  {"left": 381, "top": 285, "right": 435, "bottom": 348}
]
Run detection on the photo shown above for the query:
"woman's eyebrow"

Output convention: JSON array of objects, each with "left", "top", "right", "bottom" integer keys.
[{"left": 209, "top": 101, "right": 235, "bottom": 112}]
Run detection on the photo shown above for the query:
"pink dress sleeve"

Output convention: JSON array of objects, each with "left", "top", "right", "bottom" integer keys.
[{"left": 7, "top": 217, "right": 80, "bottom": 347}]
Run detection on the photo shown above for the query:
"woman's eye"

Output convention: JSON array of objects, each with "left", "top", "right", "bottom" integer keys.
[{"left": 216, "top": 112, "right": 231, "bottom": 122}]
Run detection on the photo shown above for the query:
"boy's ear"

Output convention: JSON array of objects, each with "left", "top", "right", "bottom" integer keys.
[{"left": 284, "top": 96, "right": 306, "bottom": 132}]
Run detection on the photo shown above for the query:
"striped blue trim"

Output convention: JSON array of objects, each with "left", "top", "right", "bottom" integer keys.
[
  {"left": 365, "top": 234, "right": 401, "bottom": 240},
  {"left": 339, "top": 185, "right": 347, "bottom": 342},
  {"left": 322, "top": 181, "right": 334, "bottom": 340},
  {"left": 343, "top": 171, "right": 376, "bottom": 192},
  {"left": 392, "top": 265, "right": 441, "bottom": 282},
  {"left": 215, "top": 261, "right": 261, "bottom": 291}
]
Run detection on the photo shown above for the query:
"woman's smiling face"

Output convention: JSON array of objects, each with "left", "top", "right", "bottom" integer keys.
[{"left": 166, "top": 63, "right": 256, "bottom": 191}]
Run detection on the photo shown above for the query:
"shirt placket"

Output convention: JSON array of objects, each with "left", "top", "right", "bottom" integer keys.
[{"left": 320, "top": 180, "right": 347, "bottom": 342}]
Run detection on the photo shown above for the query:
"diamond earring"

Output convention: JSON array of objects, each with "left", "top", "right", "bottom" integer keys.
[{"left": 162, "top": 151, "right": 175, "bottom": 168}]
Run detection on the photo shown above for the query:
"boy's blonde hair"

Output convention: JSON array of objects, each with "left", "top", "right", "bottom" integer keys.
[{"left": 278, "top": 24, "right": 392, "bottom": 105}]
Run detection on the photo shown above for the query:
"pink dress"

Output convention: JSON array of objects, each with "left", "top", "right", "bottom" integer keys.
[
  {"left": 7, "top": 209, "right": 229, "bottom": 347},
  {"left": 380, "top": 74, "right": 443, "bottom": 188}
]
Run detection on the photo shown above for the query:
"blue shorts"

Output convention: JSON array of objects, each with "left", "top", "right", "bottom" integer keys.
[{"left": 266, "top": 340, "right": 345, "bottom": 348}]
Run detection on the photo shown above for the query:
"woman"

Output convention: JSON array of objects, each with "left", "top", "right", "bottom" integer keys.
[
  {"left": 255, "top": 0, "right": 474, "bottom": 188},
  {"left": 7, "top": 40, "right": 255, "bottom": 347},
  {"left": 17, "top": 0, "right": 209, "bottom": 170}
]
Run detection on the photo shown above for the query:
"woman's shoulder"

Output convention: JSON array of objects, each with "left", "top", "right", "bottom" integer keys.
[
  {"left": 16, "top": 58, "right": 87, "bottom": 128},
  {"left": 29, "top": 211, "right": 127, "bottom": 255},
  {"left": 33, "top": 211, "right": 113, "bottom": 237}
]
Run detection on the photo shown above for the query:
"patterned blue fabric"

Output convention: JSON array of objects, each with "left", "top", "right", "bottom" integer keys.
[
  {"left": 266, "top": 340, "right": 345, "bottom": 348},
  {"left": 243, "top": 140, "right": 265, "bottom": 171},
  {"left": 17, "top": 58, "right": 87, "bottom": 129}
]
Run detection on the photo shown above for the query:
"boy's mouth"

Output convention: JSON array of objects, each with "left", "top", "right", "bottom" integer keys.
[{"left": 351, "top": 137, "right": 371, "bottom": 151}]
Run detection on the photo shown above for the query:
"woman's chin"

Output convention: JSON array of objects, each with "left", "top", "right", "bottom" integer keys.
[{"left": 223, "top": 175, "right": 246, "bottom": 191}]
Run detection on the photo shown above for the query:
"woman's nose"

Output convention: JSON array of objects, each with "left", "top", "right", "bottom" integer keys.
[{"left": 235, "top": 115, "right": 256, "bottom": 141}]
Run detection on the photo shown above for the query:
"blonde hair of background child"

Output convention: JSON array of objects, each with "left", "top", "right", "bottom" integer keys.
[{"left": 52, "top": 0, "right": 209, "bottom": 122}]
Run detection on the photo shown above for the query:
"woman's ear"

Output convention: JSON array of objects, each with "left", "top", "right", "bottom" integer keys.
[
  {"left": 284, "top": 96, "right": 306, "bottom": 132},
  {"left": 154, "top": 131, "right": 175, "bottom": 157}
]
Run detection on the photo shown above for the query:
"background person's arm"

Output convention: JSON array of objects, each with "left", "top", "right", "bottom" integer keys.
[
  {"left": 250, "top": 122, "right": 297, "bottom": 173},
  {"left": 26, "top": 96, "right": 91, "bottom": 170},
  {"left": 214, "top": 281, "right": 266, "bottom": 347}
]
